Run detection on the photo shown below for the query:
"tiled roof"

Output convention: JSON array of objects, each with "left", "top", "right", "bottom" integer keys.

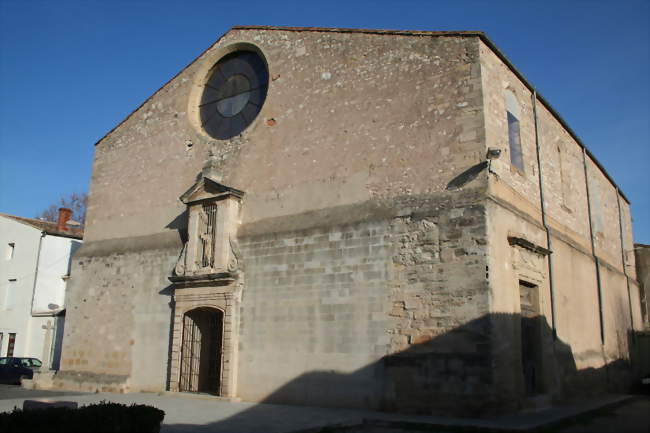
[{"left": 0, "top": 213, "right": 84, "bottom": 239}]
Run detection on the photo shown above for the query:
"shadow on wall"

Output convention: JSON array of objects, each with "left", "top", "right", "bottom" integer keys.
[
  {"left": 159, "top": 284, "right": 176, "bottom": 392},
  {"left": 165, "top": 212, "right": 188, "bottom": 244},
  {"left": 446, "top": 161, "right": 488, "bottom": 190},
  {"left": 162, "top": 211, "right": 189, "bottom": 391},
  {"left": 165, "top": 313, "right": 641, "bottom": 431},
  {"left": 632, "top": 330, "right": 650, "bottom": 380}
]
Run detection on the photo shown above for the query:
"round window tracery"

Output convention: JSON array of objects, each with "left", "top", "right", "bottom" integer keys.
[{"left": 199, "top": 51, "right": 268, "bottom": 139}]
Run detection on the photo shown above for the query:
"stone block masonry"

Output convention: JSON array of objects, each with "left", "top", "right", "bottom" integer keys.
[
  {"left": 52, "top": 28, "right": 492, "bottom": 410},
  {"left": 45, "top": 26, "right": 641, "bottom": 418},
  {"left": 238, "top": 218, "right": 395, "bottom": 409},
  {"left": 385, "top": 200, "right": 490, "bottom": 416},
  {"left": 235, "top": 190, "right": 489, "bottom": 414},
  {"left": 57, "top": 237, "right": 179, "bottom": 393}
]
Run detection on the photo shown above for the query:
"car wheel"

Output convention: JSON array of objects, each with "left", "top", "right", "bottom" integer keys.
[{"left": 17, "top": 375, "right": 29, "bottom": 385}]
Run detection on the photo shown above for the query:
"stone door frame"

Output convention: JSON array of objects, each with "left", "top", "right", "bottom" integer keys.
[{"left": 169, "top": 287, "right": 239, "bottom": 398}]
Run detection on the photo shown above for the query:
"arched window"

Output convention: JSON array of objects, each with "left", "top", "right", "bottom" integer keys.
[{"left": 505, "top": 90, "right": 524, "bottom": 172}]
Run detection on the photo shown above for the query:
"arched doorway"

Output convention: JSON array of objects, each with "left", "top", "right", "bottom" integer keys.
[{"left": 179, "top": 307, "right": 223, "bottom": 394}]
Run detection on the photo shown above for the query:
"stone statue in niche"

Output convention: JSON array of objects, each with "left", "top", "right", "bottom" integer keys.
[
  {"left": 170, "top": 153, "right": 244, "bottom": 282},
  {"left": 196, "top": 202, "right": 217, "bottom": 269}
]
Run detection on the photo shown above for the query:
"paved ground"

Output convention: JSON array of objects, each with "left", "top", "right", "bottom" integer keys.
[
  {"left": 336, "top": 397, "right": 650, "bottom": 433},
  {"left": 551, "top": 396, "right": 649, "bottom": 433},
  {"left": 0, "top": 386, "right": 378, "bottom": 433},
  {"left": 0, "top": 385, "right": 647, "bottom": 432},
  {"left": 0, "top": 384, "right": 84, "bottom": 402}
]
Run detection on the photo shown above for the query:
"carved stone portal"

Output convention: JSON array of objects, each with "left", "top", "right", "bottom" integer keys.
[
  {"left": 170, "top": 167, "right": 243, "bottom": 285},
  {"left": 168, "top": 160, "right": 243, "bottom": 397}
]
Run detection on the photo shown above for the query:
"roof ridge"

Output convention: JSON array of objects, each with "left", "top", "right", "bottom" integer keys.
[
  {"left": 0, "top": 212, "right": 84, "bottom": 239},
  {"left": 231, "top": 26, "right": 485, "bottom": 37},
  {"left": 0, "top": 212, "right": 51, "bottom": 224}
]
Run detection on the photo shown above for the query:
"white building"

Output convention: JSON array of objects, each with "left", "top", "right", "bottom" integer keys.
[{"left": 0, "top": 209, "right": 82, "bottom": 369}]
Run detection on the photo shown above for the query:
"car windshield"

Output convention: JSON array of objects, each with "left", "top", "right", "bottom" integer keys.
[
  {"left": 0, "top": 358, "right": 7, "bottom": 365},
  {"left": 31, "top": 359, "right": 42, "bottom": 367}
]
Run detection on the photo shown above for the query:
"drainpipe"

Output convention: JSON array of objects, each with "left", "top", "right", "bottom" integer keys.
[
  {"left": 30, "top": 231, "right": 46, "bottom": 315},
  {"left": 615, "top": 189, "right": 635, "bottom": 333},
  {"left": 532, "top": 90, "right": 557, "bottom": 339},
  {"left": 582, "top": 148, "right": 605, "bottom": 344}
]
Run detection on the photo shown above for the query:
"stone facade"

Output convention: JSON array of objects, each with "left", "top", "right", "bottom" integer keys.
[
  {"left": 43, "top": 27, "right": 644, "bottom": 416},
  {"left": 635, "top": 244, "right": 650, "bottom": 328}
]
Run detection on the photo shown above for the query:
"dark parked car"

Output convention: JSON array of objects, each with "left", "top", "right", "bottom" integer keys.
[{"left": 0, "top": 357, "right": 42, "bottom": 384}]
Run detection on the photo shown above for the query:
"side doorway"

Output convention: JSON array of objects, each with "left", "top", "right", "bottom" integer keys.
[{"left": 519, "top": 280, "right": 544, "bottom": 396}]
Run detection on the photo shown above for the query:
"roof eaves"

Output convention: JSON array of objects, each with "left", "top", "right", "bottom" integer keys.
[
  {"left": 0, "top": 213, "right": 45, "bottom": 231},
  {"left": 0, "top": 213, "right": 84, "bottom": 240},
  {"left": 43, "top": 230, "right": 84, "bottom": 240},
  {"left": 475, "top": 33, "right": 630, "bottom": 204}
]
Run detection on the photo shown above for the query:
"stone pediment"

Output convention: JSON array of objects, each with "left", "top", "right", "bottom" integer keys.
[{"left": 179, "top": 176, "right": 244, "bottom": 205}]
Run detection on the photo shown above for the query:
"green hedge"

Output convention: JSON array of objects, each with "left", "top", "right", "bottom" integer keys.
[{"left": 0, "top": 401, "right": 165, "bottom": 433}]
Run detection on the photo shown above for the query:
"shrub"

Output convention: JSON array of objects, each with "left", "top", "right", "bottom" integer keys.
[{"left": 0, "top": 401, "right": 165, "bottom": 433}]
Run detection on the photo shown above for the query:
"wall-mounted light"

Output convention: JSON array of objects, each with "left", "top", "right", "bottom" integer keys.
[
  {"left": 486, "top": 148, "right": 502, "bottom": 159},
  {"left": 486, "top": 147, "right": 502, "bottom": 179}
]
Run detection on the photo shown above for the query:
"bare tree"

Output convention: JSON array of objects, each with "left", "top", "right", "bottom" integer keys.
[{"left": 37, "top": 192, "right": 88, "bottom": 225}]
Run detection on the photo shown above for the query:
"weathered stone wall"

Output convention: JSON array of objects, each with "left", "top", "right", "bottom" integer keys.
[
  {"left": 479, "top": 38, "right": 641, "bottom": 405},
  {"left": 484, "top": 199, "right": 555, "bottom": 409},
  {"left": 55, "top": 26, "right": 642, "bottom": 415},
  {"left": 536, "top": 104, "right": 592, "bottom": 245},
  {"left": 237, "top": 188, "right": 490, "bottom": 414},
  {"left": 620, "top": 202, "right": 637, "bottom": 281},
  {"left": 237, "top": 217, "right": 393, "bottom": 409},
  {"left": 633, "top": 245, "right": 650, "bottom": 379},
  {"left": 479, "top": 37, "right": 635, "bottom": 268},
  {"left": 635, "top": 244, "right": 650, "bottom": 327},
  {"left": 59, "top": 28, "right": 490, "bottom": 407},
  {"left": 84, "top": 30, "right": 485, "bottom": 244},
  {"left": 53, "top": 26, "right": 643, "bottom": 417},
  {"left": 59, "top": 236, "right": 179, "bottom": 392},
  {"left": 585, "top": 159, "right": 623, "bottom": 268},
  {"left": 383, "top": 192, "right": 490, "bottom": 415}
]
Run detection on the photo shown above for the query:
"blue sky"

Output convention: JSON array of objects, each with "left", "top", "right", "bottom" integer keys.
[{"left": 0, "top": 0, "right": 648, "bottom": 242}]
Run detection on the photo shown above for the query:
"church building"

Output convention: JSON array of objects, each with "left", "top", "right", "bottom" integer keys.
[{"left": 41, "top": 26, "right": 644, "bottom": 415}]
